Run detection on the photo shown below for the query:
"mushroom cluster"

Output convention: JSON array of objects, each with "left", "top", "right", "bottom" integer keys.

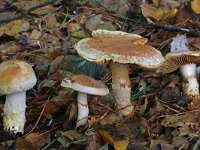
[
  {"left": 0, "top": 60, "right": 37, "bottom": 133},
  {"left": 74, "top": 29, "right": 164, "bottom": 116}
]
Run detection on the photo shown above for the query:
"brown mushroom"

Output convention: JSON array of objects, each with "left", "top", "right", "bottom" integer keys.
[
  {"left": 161, "top": 50, "right": 200, "bottom": 100},
  {"left": 61, "top": 74, "right": 109, "bottom": 127},
  {"left": 74, "top": 29, "right": 164, "bottom": 116}
]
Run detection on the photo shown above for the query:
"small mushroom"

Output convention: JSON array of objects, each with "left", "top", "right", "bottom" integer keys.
[
  {"left": 61, "top": 74, "right": 109, "bottom": 127},
  {"left": 74, "top": 29, "right": 164, "bottom": 116},
  {"left": 161, "top": 34, "right": 200, "bottom": 100},
  {"left": 161, "top": 50, "right": 200, "bottom": 99},
  {"left": 0, "top": 60, "right": 37, "bottom": 133}
]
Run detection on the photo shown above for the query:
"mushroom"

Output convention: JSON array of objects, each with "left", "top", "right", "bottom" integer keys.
[
  {"left": 161, "top": 50, "right": 200, "bottom": 99},
  {"left": 161, "top": 34, "right": 200, "bottom": 100},
  {"left": 0, "top": 60, "right": 37, "bottom": 133},
  {"left": 74, "top": 29, "right": 164, "bottom": 116},
  {"left": 61, "top": 74, "right": 109, "bottom": 127}
]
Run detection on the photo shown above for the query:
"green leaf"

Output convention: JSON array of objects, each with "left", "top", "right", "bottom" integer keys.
[{"left": 62, "top": 55, "right": 106, "bottom": 79}]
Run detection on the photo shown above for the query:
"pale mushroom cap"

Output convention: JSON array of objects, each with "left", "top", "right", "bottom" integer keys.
[
  {"left": 0, "top": 60, "right": 37, "bottom": 95},
  {"left": 61, "top": 74, "right": 109, "bottom": 96},
  {"left": 75, "top": 29, "right": 164, "bottom": 69},
  {"left": 161, "top": 51, "right": 200, "bottom": 73}
]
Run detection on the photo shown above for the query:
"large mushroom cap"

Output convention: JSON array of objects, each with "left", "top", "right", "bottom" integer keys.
[
  {"left": 75, "top": 29, "right": 164, "bottom": 69},
  {"left": 161, "top": 51, "right": 200, "bottom": 73},
  {"left": 61, "top": 74, "right": 109, "bottom": 96},
  {"left": 0, "top": 60, "right": 37, "bottom": 95}
]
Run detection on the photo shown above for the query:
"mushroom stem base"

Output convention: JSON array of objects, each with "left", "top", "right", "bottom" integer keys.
[
  {"left": 112, "top": 87, "right": 133, "bottom": 116},
  {"left": 76, "top": 92, "right": 89, "bottom": 127},
  {"left": 182, "top": 77, "right": 199, "bottom": 99},
  {"left": 4, "top": 92, "right": 26, "bottom": 133}
]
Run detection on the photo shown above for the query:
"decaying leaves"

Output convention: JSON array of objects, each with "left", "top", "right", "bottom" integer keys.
[{"left": 0, "top": 20, "right": 30, "bottom": 36}]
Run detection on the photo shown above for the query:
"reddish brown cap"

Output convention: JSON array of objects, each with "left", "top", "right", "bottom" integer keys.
[
  {"left": 161, "top": 51, "right": 200, "bottom": 73},
  {"left": 75, "top": 29, "right": 164, "bottom": 69},
  {"left": 61, "top": 74, "right": 109, "bottom": 96}
]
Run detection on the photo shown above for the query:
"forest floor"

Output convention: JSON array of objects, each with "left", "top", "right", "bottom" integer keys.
[{"left": 0, "top": 0, "right": 200, "bottom": 149}]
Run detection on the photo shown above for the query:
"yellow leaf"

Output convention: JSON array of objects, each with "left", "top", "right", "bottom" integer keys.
[
  {"left": 99, "top": 130, "right": 129, "bottom": 150},
  {"left": 0, "top": 20, "right": 30, "bottom": 36},
  {"left": 141, "top": 4, "right": 164, "bottom": 21},
  {"left": 133, "top": 38, "right": 148, "bottom": 45},
  {"left": 140, "top": 4, "right": 178, "bottom": 21},
  {"left": 164, "top": 8, "right": 178, "bottom": 19},
  {"left": 191, "top": 0, "right": 200, "bottom": 14}
]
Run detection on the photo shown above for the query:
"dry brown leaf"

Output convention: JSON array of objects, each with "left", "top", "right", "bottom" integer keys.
[
  {"left": 0, "top": 41, "right": 23, "bottom": 54},
  {"left": 15, "top": 0, "right": 54, "bottom": 15},
  {"left": 172, "top": 136, "right": 189, "bottom": 149},
  {"left": 150, "top": 139, "right": 173, "bottom": 150},
  {"left": 45, "top": 14, "right": 57, "bottom": 28},
  {"left": 43, "top": 96, "right": 69, "bottom": 119},
  {"left": 48, "top": 55, "right": 65, "bottom": 75},
  {"left": 60, "top": 130, "right": 86, "bottom": 141},
  {"left": 62, "top": 103, "right": 77, "bottom": 129},
  {"left": 161, "top": 112, "right": 199, "bottom": 128},
  {"left": 0, "top": 20, "right": 30, "bottom": 36},
  {"left": 16, "top": 132, "right": 50, "bottom": 150},
  {"left": 88, "top": 117, "right": 99, "bottom": 129}
]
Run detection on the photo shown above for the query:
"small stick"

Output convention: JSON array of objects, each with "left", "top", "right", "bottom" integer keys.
[{"left": 146, "top": 18, "right": 200, "bottom": 37}]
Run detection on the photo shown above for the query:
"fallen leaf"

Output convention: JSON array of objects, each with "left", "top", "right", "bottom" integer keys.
[
  {"left": 15, "top": 0, "right": 54, "bottom": 15},
  {"left": 67, "top": 23, "right": 87, "bottom": 38},
  {"left": 191, "top": 0, "right": 200, "bottom": 14},
  {"left": 85, "top": 135, "right": 98, "bottom": 150},
  {"left": 16, "top": 132, "right": 50, "bottom": 150},
  {"left": 60, "top": 130, "right": 86, "bottom": 141},
  {"left": 153, "top": 0, "right": 181, "bottom": 9},
  {"left": 85, "top": 14, "right": 102, "bottom": 33},
  {"left": 37, "top": 79, "right": 57, "bottom": 91},
  {"left": 172, "top": 136, "right": 189, "bottom": 149},
  {"left": 88, "top": 117, "right": 99, "bottom": 129},
  {"left": 62, "top": 103, "right": 77, "bottom": 129},
  {"left": 28, "top": 29, "right": 42, "bottom": 46},
  {"left": 0, "top": 41, "right": 23, "bottom": 54},
  {"left": 48, "top": 55, "right": 65, "bottom": 75},
  {"left": 140, "top": 3, "right": 177, "bottom": 21},
  {"left": 42, "top": 95, "right": 70, "bottom": 120},
  {"left": 0, "top": 19, "right": 30, "bottom": 36},
  {"left": 161, "top": 111, "right": 200, "bottom": 134},
  {"left": 61, "top": 55, "right": 106, "bottom": 79},
  {"left": 99, "top": 130, "right": 129, "bottom": 150},
  {"left": 0, "top": 11, "right": 16, "bottom": 21},
  {"left": 45, "top": 14, "right": 57, "bottom": 28}
]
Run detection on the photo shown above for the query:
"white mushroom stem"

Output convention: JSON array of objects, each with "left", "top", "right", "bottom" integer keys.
[
  {"left": 3, "top": 92, "right": 26, "bottom": 133},
  {"left": 76, "top": 92, "right": 89, "bottom": 127},
  {"left": 112, "top": 63, "right": 133, "bottom": 116},
  {"left": 180, "top": 64, "right": 199, "bottom": 98}
]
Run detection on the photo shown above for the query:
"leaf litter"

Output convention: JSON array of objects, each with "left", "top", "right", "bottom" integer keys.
[{"left": 0, "top": 0, "right": 200, "bottom": 149}]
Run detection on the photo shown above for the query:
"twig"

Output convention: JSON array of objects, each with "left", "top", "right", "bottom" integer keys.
[
  {"left": 0, "top": 0, "right": 55, "bottom": 25},
  {"left": 146, "top": 18, "right": 200, "bottom": 37},
  {"left": 20, "top": 96, "right": 51, "bottom": 139}
]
